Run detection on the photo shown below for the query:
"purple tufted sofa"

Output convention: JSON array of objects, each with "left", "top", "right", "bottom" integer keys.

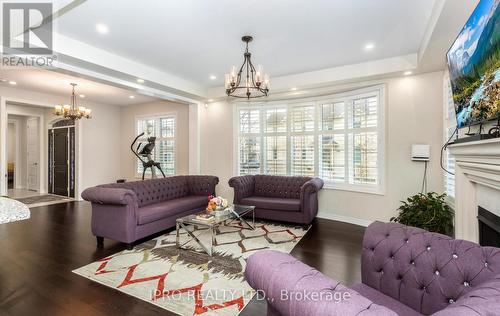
[
  {"left": 245, "top": 221, "right": 500, "bottom": 315},
  {"left": 81, "top": 175, "right": 218, "bottom": 248},
  {"left": 228, "top": 175, "right": 323, "bottom": 225}
]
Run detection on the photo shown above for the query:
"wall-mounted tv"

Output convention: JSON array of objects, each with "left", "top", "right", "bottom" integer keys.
[{"left": 447, "top": 0, "right": 500, "bottom": 128}]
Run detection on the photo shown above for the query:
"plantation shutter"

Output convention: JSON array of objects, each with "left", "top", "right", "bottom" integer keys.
[
  {"left": 291, "top": 105, "right": 315, "bottom": 176},
  {"left": 264, "top": 107, "right": 287, "bottom": 175},
  {"left": 319, "top": 102, "right": 346, "bottom": 182},
  {"left": 239, "top": 109, "right": 261, "bottom": 175},
  {"left": 444, "top": 72, "right": 456, "bottom": 199},
  {"left": 347, "top": 96, "right": 379, "bottom": 185}
]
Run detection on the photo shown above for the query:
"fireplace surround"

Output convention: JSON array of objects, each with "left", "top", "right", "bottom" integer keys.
[{"left": 448, "top": 138, "right": 500, "bottom": 243}]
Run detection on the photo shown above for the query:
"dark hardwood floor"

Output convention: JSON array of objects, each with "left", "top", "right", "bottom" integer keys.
[{"left": 0, "top": 201, "right": 365, "bottom": 316}]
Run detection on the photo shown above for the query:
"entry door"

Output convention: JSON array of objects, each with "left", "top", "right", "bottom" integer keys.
[
  {"left": 27, "top": 118, "right": 39, "bottom": 191},
  {"left": 52, "top": 128, "right": 69, "bottom": 196},
  {"left": 48, "top": 125, "right": 75, "bottom": 197}
]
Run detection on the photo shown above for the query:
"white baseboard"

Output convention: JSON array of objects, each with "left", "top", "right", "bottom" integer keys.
[{"left": 317, "top": 211, "right": 374, "bottom": 227}]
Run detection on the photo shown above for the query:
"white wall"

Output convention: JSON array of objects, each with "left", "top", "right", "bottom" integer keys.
[
  {"left": 119, "top": 100, "right": 190, "bottom": 180},
  {"left": 199, "top": 71, "right": 445, "bottom": 223},
  {"left": 0, "top": 86, "right": 122, "bottom": 198},
  {"left": 7, "top": 122, "right": 15, "bottom": 163}
]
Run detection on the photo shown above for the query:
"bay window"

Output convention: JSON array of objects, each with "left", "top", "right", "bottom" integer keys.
[{"left": 235, "top": 85, "right": 385, "bottom": 194}]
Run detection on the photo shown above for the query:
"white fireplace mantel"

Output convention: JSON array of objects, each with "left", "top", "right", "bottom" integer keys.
[{"left": 448, "top": 138, "right": 500, "bottom": 242}]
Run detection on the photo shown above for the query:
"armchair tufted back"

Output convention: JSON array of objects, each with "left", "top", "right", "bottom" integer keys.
[
  {"left": 253, "top": 175, "right": 310, "bottom": 199},
  {"left": 361, "top": 221, "right": 500, "bottom": 315},
  {"left": 100, "top": 177, "right": 189, "bottom": 207}
]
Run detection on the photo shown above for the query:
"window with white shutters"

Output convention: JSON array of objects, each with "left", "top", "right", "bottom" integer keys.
[
  {"left": 235, "top": 85, "right": 385, "bottom": 194},
  {"left": 136, "top": 115, "right": 176, "bottom": 176},
  {"left": 443, "top": 73, "right": 456, "bottom": 200}
]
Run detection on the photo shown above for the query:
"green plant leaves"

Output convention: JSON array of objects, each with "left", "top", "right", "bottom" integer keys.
[{"left": 390, "top": 192, "right": 454, "bottom": 236}]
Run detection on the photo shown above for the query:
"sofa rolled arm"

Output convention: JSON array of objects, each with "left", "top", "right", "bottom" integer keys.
[
  {"left": 228, "top": 175, "right": 255, "bottom": 203},
  {"left": 81, "top": 187, "right": 137, "bottom": 205},
  {"left": 300, "top": 177, "right": 323, "bottom": 222},
  {"left": 245, "top": 250, "right": 397, "bottom": 316},
  {"left": 431, "top": 274, "right": 500, "bottom": 316},
  {"left": 301, "top": 177, "right": 324, "bottom": 195},
  {"left": 187, "top": 175, "right": 219, "bottom": 196}
]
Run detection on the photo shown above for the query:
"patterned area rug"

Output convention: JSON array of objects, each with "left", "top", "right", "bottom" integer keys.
[{"left": 73, "top": 221, "right": 309, "bottom": 316}]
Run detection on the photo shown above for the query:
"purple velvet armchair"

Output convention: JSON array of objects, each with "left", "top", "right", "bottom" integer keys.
[
  {"left": 228, "top": 175, "right": 324, "bottom": 225},
  {"left": 245, "top": 221, "right": 500, "bottom": 315},
  {"left": 81, "top": 175, "right": 218, "bottom": 249}
]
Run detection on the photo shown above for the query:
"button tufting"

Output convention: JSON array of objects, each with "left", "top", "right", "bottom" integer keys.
[
  {"left": 435, "top": 270, "right": 440, "bottom": 276},
  {"left": 411, "top": 261, "right": 415, "bottom": 265},
  {"left": 463, "top": 281, "right": 469, "bottom": 287},
  {"left": 485, "top": 262, "right": 489, "bottom": 267},
  {"left": 426, "top": 246, "right": 431, "bottom": 251},
  {"left": 449, "top": 299, "right": 455, "bottom": 304},
  {"left": 452, "top": 254, "right": 458, "bottom": 259}
]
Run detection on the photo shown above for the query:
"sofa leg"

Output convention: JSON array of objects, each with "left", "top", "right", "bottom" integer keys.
[
  {"left": 96, "top": 236, "right": 104, "bottom": 248},
  {"left": 125, "top": 243, "right": 134, "bottom": 250}
]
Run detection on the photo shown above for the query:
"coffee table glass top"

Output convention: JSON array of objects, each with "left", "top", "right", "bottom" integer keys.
[{"left": 177, "top": 204, "right": 255, "bottom": 227}]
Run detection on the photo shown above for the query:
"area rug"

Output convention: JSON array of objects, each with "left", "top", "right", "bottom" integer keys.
[
  {"left": 13, "top": 194, "right": 73, "bottom": 208},
  {"left": 73, "top": 221, "right": 309, "bottom": 316}
]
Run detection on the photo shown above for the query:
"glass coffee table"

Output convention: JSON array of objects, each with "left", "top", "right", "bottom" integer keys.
[{"left": 176, "top": 204, "right": 255, "bottom": 256}]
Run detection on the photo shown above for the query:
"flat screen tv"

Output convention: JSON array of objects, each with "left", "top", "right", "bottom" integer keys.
[{"left": 447, "top": 0, "right": 500, "bottom": 128}]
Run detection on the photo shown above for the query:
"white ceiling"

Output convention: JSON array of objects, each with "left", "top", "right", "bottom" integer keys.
[
  {"left": 55, "top": 0, "right": 437, "bottom": 88},
  {"left": 0, "top": 68, "right": 157, "bottom": 106}
]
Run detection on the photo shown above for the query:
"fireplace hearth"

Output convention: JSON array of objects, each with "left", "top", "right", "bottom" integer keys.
[{"left": 478, "top": 206, "right": 500, "bottom": 247}]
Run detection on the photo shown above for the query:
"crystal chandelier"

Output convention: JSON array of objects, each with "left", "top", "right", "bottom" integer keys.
[
  {"left": 225, "top": 36, "right": 270, "bottom": 99},
  {"left": 54, "top": 83, "right": 91, "bottom": 120}
]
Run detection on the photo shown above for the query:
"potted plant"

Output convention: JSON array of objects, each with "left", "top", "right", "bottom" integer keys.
[{"left": 390, "top": 192, "right": 454, "bottom": 236}]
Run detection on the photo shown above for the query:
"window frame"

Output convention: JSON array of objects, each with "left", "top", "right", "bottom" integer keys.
[
  {"left": 443, "top": 72, "right": 456, "bottom": 205},
  {"left": 233, "top": 85, "right": 386, "bottom": 195},
  {"left": 134, "top": 112, "right": 177, "bottom": 178}
]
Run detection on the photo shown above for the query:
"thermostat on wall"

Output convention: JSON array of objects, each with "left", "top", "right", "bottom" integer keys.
[{"left": 411, "top": 144, "right": 430, "bottom": 161}]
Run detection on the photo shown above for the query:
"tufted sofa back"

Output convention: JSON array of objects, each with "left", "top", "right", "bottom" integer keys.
[
  {"left": 361, "top": 221, "right": 500, "bottom": 315},
  {"left": 100, "top": 177, "right": 190, "bottom": 207},
  {"left": 253, "top": 175, "right": 310, "bottom": 199}
]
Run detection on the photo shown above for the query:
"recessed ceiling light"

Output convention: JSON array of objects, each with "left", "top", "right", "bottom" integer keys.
[
  {"left": 208, "top": 99, "right": 214, "bottom": 102},
  {"left": 404, "top": 71, "right": 413, "bottom": 76},
  {"left": 129, "top": 95, "right": 135, "bottom": 99},
  {"left": 79, "top": 94, "right": 86, "bottom": 98},
  {"left": 96, "top": 23, "right": 109, "bottom": 34},
  {"left": 290, "top": 87, "right": 297, "bottom": 91},
  {"left": 209, "top": 75, "right": 217, "bottom": 80},
  {"left": 364, "top": 43, "right": 375, "bottom": 51},
  {"left": 8, "top": 81, "right": 17, "bottom": 85},
  {"left": 0, "top": 78, "right": 7, "bottom": 82},
  {"left": 136, "top": 78, "right": 144, "bottom": 83}
]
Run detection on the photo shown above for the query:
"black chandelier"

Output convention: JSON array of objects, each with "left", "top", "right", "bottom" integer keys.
[{"left": 225, "top": 36, "right": 269, "bottom": 99}]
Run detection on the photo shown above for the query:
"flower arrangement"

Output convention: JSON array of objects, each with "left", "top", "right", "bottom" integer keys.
[{"left": 206, "top": 195, "right": 228, "bottom": 212}]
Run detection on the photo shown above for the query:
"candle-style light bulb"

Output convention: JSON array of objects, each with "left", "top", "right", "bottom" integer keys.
[
  {"left": 230, "top": 66, "right": 236, "bottom": 82},
  {"left": 256, "top": 65, "right": 262, "bottom": 83}
]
